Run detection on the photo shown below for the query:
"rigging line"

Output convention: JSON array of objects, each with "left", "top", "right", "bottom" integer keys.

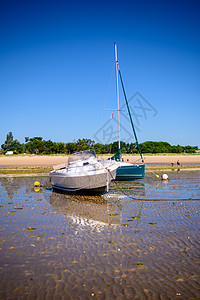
[
  {"left": 123, "top": 157, "right": 144, "bottom": 164},
  {"left": 144, "top": 163, "right": 159, "bottom": 178}
]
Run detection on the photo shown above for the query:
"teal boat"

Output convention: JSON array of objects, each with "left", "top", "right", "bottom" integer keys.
[
  {"left": 111, "top": 43, "right": 145, "bottom": 180},
  {"left": 111, "top": 149, "right": 145, "bottom": 180}
]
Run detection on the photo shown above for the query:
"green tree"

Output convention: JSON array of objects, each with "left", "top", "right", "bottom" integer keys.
[
  {"left": 25, "top": 137, "right": 46, "bottom": 154},
  {"left": 54, "top": 142, "right": 65, "bottom": 153},
  {"left": 75, "top": 138, "right": 95, "bottom": 152},
  {"left": 1, "top": 132, "right": 22, "bottom": 153},
  {"left": 139, "top": 141, "right": 173, "bottom": 153},
  {"left": 94, "top": 143, "right": 103, "bottom": 154},
  {"left": 184, "top": 145, "right": 196, "bottom": 153},
  {"left": 111, "top": 141, "right": 119, "bottom": 154},
  {"left": 44, "top": 140, "right": 54, "bottom": 154},
  {"left": 65, "top": 142, "right": 76, "bottom": 154},
  {"left": 171, "top": 145, "right": 183, "bottom": 153}
]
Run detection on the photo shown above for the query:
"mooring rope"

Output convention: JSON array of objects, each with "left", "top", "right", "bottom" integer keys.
[
  {"left": 107, "top": 169, "right": 200, "bottom": 202},
  {"left": 107, "top": 169, "right": 138, "bottom": 200}
]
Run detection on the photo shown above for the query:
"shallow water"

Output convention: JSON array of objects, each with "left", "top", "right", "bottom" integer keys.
[
  {"left": 0, "top": 171, "right": 199, "bottom": 299},
  {"left": 108, "top": 170, "right": 200, "bottom": 201}
]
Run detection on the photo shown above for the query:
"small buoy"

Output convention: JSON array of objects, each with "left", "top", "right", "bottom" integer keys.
[
  {"left": 156, "top": 175, "right": 159, "bottom": 178},
  {"left": 162, "top": 174, "right": 168, "bottom": 180},
  {"left": 34, "top": 181, "right": 40, "bottom": 187}
]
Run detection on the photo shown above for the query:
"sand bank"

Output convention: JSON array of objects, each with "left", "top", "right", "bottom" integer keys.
[{"left": 0, "top": 154, "right": 199, "bottom": 167}]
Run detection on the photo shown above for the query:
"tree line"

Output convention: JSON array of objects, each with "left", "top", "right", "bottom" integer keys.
[{"left": 0, "top": 132, "right": 198, "bottom": 155}]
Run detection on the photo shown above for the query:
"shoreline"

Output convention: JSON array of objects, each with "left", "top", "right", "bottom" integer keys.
[
  {"left": 0, "top": 154, "right": 199, "bottom": 167},
  {"left": 0, "top": 169, "right": 199, "bottom": 178},
  {"left": 0, "top": 155, "right": 199, "bottom": 178}
]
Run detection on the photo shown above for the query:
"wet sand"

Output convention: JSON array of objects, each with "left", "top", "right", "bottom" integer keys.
[
  {"left": 0, "top": 154, "right": 199, "bottom": 167},
  {"left": 0, "top": 172, "right": 199, "bottom": 299}
]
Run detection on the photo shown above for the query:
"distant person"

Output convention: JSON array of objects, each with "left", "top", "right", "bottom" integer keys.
[
  {"left": 177, "top": 160, "right": 180, "bottom": 166},
  {"left": 171, "top": 162, "right": 174, "bottom": 167}
]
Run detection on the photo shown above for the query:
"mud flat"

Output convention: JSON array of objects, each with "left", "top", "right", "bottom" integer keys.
[{"left": 0, "top": 171, "right": 199, "bottom": 299}]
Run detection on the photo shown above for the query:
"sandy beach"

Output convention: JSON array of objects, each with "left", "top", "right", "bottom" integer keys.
[{"left": 0, "top": 154, "right": 199, "bottom": 167}]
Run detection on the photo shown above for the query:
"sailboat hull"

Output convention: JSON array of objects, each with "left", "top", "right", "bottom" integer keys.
[{"left": 116, "top": 163, "right": 145, "bottom": 180}]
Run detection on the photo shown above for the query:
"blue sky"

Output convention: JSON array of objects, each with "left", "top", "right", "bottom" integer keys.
[{"left": 0, "top": 0, "right": 199, "bottom": 148}]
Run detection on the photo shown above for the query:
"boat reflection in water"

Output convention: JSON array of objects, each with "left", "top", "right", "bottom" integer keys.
[
  {"left": 105, "top": 180, "right": 146, "bottom": 202},
  {"left": 49, "top": 192, "right": 120, "bottom": 232}
]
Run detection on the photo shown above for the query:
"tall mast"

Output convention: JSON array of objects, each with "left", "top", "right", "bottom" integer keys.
[{"left": 114, "top": 42, "right": 120, "bottom": 151}]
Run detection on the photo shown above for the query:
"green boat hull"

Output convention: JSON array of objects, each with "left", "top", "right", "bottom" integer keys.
[{"left": 116, "top": 163, "right": 145, "bottom": 180}]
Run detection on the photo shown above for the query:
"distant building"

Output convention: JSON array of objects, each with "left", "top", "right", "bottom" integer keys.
[
  {"left": 196, "top": 150, "right": 200, "bottom": 153},
  {"left": 5, "top": 151, "right": 13, "bottom": 155}
]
